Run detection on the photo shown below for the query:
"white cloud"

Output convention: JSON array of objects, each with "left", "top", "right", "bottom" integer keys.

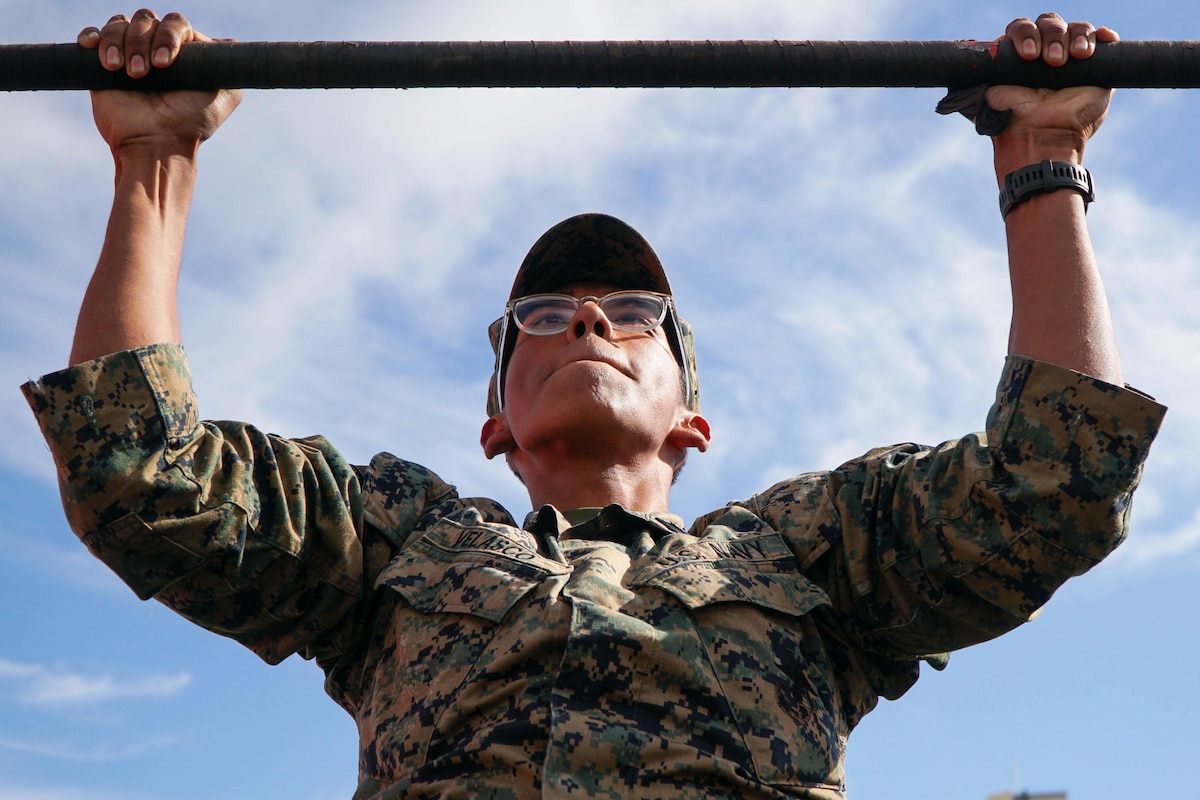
[
  {"left": 0, "top": 657, "right": 191, "bottom": 709},
  {"left": 342, "top": 0, "right": 904, "bottom": 40},
  {"left": 0, "top": 732, "right": 178, "bottom": 764},
  {"left": 3, "top": 3, "right": 1200, "bottom": 800},
  {"left": 1106, "top": 507, "right": 1200, "bottom": 573},
  {"left": 0, "top": 659, "right": 41, "bottom": 679},
  {"left": 0, "top": 0, "right": 1195, "bottom": 602},
  {"left": 7, "top": 2, "right": 1194, "bottom": 541},
  {"left": 0, "top": 530, "right": 141, "bottom": 596}
]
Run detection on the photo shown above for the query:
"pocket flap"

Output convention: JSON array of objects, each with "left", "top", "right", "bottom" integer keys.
[
  {"left": 376, "top": 548, "right": 543, "bottom": 623},
  {"left": 639, "top": 532, "right": 831, "bottom": 616},
  {"left": 375, "top": 522, "right": 567, "bottom": 623}
]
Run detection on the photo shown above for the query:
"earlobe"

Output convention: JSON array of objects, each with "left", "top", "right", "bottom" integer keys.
[
  {"left": 480, "top": 414, "right": 516, "bottom": 459},
  {"left": 671, "top": 412, "right": 711, "bottom": 453}
]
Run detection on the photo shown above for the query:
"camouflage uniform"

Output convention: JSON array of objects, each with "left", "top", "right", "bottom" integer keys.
[{"left": 22, "top": 343, "right": 1164, "bottom": 799}]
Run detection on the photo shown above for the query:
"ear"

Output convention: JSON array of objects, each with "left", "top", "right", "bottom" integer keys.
[
  {"left": 480, "top": 413, "right": 517, "bottom": 459},
  {"left": 668, "top": 410, "right": 711, "bottom": 453}
]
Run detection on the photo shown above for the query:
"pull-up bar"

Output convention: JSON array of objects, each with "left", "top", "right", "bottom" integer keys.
[{"left": 0, "top": 39, "right": 1197, "bottom": 91}]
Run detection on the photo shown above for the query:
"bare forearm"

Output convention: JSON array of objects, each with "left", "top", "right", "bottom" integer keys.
[
  {"left": 65, "top": 9, "right": 239, "bottom": 364},
  {"left": 994, "top": 126, "right": 1123, "bottom": 386},
  {"left": 984, "top": 13, "right": 1123, "bottom": 387},
  {"left": 1003, "top": 191, "right": 1122, "bottom": 385},
  {"left": 70, "top": 144, "right": 198, "bottom": 365}
]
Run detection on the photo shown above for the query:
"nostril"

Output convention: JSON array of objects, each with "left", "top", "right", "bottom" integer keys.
[
  {"left": 574, "top": 320, "right": 586, "bottom": 338},
  {"left": 593, "top": 321, "right": 604, "bottom": 336}
]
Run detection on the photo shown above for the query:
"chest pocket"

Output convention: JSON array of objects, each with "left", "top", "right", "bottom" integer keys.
[
  {"left": 635, "top": 532, "right": 847, "bottom": 793},
  {"left": 356, "top": 520, "right": 568, "bottom": 783},
  {"left": 378, "top": 530, "right": 556, "bottom": 620}
]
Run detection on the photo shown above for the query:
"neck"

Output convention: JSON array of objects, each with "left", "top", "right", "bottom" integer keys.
[{"left": 515, "top": 449, "right": 675, "bottom": 514}]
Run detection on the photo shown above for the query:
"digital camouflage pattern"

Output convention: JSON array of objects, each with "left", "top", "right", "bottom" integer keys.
[{"left": 22, "top": 343, "right": 1164, "bottom": 799}]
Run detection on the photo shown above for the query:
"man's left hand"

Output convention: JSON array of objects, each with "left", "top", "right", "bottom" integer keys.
[{"left": 987, "top": 14, "right": 1119, "bottom": 165}]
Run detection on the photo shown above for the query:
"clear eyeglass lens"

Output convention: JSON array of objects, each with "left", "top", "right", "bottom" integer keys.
[
  {"left": 514, "top": 296, "right": 578, "bottom": 333},
  {"left": 512, "top": 291, "right": 667, "bottom": 334},
  {"left": 601, "top": 294, "right": 666, "bottom": 330}
]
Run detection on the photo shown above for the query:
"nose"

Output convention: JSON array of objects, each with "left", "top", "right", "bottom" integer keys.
[{"left": 566, "top": 297, "right": 614, "bottom": 341}]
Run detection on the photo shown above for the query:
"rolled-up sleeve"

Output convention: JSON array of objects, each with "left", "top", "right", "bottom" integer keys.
[
  {"left": 755, "top": 355, "right": 1166, "bottom": 663},
  {"left": 22, "top": 343, "right": 368, "bottom": 664}
]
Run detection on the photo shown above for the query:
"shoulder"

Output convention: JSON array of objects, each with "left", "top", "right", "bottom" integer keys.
[{"left": 355, "top": 452, "right": 516, "bottom": 550}]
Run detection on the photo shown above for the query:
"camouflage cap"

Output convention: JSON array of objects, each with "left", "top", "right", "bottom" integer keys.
[
  {"left": 487, "top": 213, "right": 700, "bottom": 416},
  {"left": 508, "top": 212, "right": 673, "bottom": 298}
]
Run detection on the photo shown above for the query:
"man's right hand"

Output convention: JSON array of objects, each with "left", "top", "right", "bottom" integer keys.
[
  {"left": 67, "top": 10, "right": 241, "bottom": 366},
  {"left": 78, "top": 9, "right": 241, "bottom": 158}
]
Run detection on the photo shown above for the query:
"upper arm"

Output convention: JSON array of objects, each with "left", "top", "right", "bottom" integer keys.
[{"left": 755, "top": 356, "right": 1164, "bottom": 659}]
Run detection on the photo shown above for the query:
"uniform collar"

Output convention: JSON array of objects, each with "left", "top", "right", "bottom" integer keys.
[{"left": 524, "top": 504, "right": 687, "bottom": 544}]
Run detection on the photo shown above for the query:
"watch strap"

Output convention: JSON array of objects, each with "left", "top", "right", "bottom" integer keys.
[{"left": 999, "top": 159, "right": 1095, "bottom": 219}]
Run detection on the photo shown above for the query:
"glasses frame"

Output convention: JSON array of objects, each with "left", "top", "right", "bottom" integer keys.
[
  {"left": 490, "top": 289, "right": 693, "bottom": 414},
  {"left": 509, "top": 290, "right": 671, "bottom": 336}
]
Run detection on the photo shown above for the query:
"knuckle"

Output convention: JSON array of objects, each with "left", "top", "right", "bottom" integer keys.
[
  {"left": 1006, "top": 18, "right": 1038, "bottom": 38},
  {"left": 124, "top": 11, "right": 159, "bottom": 45},
  {"left": 156, "top": 11, "right": 192, "bottom": 47},
  {"left": 1037, "top": 16, "right": 1068, "bottom": 36},
  {"left": 98, "top": 27, "right": 127, "bottom": 48},
  {"left": 151, "top": 32, "right": 183, "bottom": 55},
  {"left": 100, "top": 16, "right": 129, "bottom": 37}
]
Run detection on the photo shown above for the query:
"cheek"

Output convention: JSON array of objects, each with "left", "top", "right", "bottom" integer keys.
[
  {"left": 502, "top": 345, "right": 541, "bottom": 408},
  {"left": 500, "top": 343, "right": 568, "bottom": 435},
  {"left": 637, "top": 346, "right": 687, "bottom": 406}
]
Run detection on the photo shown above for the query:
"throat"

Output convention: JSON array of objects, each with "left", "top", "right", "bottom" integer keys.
[{"left": 515, "top": 450, "right": 674, "bottom": 515}]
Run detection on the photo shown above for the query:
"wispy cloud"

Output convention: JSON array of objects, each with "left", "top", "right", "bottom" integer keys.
[
  {"left": 1107, "top": 508, "right": 1200, "bottom": 572},
  {"left": 0, "top": 657, "right": 191, "bottom": 709},
  {"left": 0, "top": 659, "right": 41, "bottom": 680},
  {"left": 0, "top": 732, "right": 178, "bottom": 764},
  {"left": 1, "top": 3, "right": 1198, "bottom": 800}
]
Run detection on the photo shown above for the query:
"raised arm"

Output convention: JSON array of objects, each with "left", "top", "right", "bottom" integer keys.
[
  {"left": 987, "top": 14, "right": 1122, "bottom": 385},
  {"left": 69, "top": 10, "right": 240, "bottom": 365}
]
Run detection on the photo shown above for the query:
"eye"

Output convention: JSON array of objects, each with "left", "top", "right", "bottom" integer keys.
[
  {"left": 528, "top": 309, "right": 571, "bottom": 328},
  {"left": 516, "top": 297, "right": 577, "bottom": 331},
  {"left": 603, "top": 295, "right": 664, "bottom": 329}
]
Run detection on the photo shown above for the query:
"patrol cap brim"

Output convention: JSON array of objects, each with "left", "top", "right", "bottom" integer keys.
[{"left": 507, "top": 213, "right": 672, "bottom": 298}]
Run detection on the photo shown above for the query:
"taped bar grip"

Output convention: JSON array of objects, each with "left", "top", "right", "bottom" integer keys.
[{"left": 0, "top": 39, "right": 1197, "bottom": 91}]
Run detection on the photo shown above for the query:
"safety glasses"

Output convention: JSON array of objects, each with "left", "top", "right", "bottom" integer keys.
[
  {"left": 489, "top": 289, "right": 692, "bottom": 413},
  {"left": 507, "top": 290, "right": 672, "bottom": 335}
]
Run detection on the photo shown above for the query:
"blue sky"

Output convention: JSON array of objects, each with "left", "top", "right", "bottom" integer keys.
[{"left": 1, "top": 1, "right": 1198, "bottom": 798}]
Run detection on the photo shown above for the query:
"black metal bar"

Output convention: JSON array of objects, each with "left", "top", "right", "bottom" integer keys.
[{"left": 1, "top": 39, "right": 1198, "bottom": 91}]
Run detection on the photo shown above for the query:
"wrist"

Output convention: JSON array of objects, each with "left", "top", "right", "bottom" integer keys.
[
  {"left": 112, "top": 138, "right": 200, "bottom": 193},
  {"left": 113, "top": 135, "right": 202, "bottom": 170},
  {"left": 992, "top": 128, "right": 1087, "bottom": 185},
  {"left": 998, "top": 160, "right": 1094, "bottom": 220}
]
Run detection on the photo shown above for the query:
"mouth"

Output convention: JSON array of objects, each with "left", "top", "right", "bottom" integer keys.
[{"left": 554, "top": 347, "right": 632, "bottom": 378}]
